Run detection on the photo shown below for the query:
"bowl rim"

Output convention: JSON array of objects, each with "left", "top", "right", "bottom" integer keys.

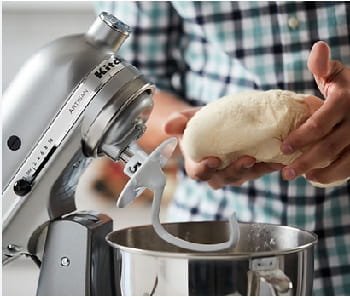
[{"left": 106, "top": 221, "right": 318, "bottom": 259}]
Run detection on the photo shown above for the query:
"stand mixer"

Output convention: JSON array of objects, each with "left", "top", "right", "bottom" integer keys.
[
  {"left": 2, "top": 12, "right": 150, "bottom": 295},
  {"left": 2, "top": 12, "right": 238, "bottom": 295}
]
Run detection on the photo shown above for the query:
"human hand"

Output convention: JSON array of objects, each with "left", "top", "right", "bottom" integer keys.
[
  {"left": 281, "top": 41, "right": 350, "bottom": 185},
  {"left": 164, "top": 108, "right": 283, "bottom": 189}
]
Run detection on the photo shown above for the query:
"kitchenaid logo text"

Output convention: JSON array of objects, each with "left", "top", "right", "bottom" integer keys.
[
  {"left": 94, "top": 57, "right": 121, "bottom": 78},
  {"left": 69, "top": 89, "right": 89, "bottom": 114}
]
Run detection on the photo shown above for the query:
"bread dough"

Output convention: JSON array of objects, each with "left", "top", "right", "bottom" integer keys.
[
  {"left": 182, "top": 89, "right": 348, "bottom": 188},
  {"left": 183, "top": 90, "right": 309, "bottom": 167}
]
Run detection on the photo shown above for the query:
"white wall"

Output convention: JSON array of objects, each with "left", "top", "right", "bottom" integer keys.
[{"left": 2, "top": 1, "right": 96, "bottom": 91}]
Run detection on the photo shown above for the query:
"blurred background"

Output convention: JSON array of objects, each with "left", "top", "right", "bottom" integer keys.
[{"left": 2, "top": 1, "right": 178, "bottom": 295}]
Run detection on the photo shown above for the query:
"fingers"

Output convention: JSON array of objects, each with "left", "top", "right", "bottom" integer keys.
[
  {"left": 282, "top": 121, "right": 350, "bottom": 180},
  {"left": 305, "top": 146, "right": 350, "bottom": 185},
  {"left": 214, "top": 156, "right": 257, "bottom": 183},
  {"left": 303, "top": 95, "right": 324, "bottom": 115},
  {"left": 307, "top": 41, "right": 345, "bottom": 97},
  {"left": 229, "top": 156, "right": 257, "bottom": 170},
  {"left": 163, "top": 108, "right": 200, "bottom": 135},
  {"left": 307, "top": 41, "right": 331, "bottom": 79},
  {"left": 184, "top": 155, "right": 254, "bottom": 183},
  {"left": 184, "top": 156, "right": 222, "bottom": 181},
  {"left": 206, "top": 160, "right": 281, "bottom": 190},
  {"left": 208, "top": 163, "right": 279, "bottom": 190},
  {"left": 281, "top": 96, "right": 344, "bottom": 155},
  {"left": 267, "top": 163, "right": 285, "bottom": 170},
  {"left": 184, "top": 151, "right": 283, "bottom": 190},
  {"left": 281, "top": 41, "right": 350, "bottom": 179},
  {"left": 235, "top": 162, "right": 280, "bottom": 181}
]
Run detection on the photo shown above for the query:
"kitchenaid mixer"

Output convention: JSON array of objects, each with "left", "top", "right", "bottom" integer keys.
[{"left": 2, "top": 12, "right": 238, "bottom": 295}]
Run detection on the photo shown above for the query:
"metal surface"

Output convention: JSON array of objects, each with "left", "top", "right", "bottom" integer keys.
[
  {"left": 86, "top": 11, "right": 131, "bottom": 52},
  {"left": 2, "top": 33, "right": 111, "bottom": 193},
  {"left": 37, "top": 212, "right": 115, "bottom": 296},
  {"left": 81, "top": 72, "right": 154, "bottom": 160},
  {"left": 2, "top": 129, "right": 83, "bottom": 262},
  {"left": 2, "top": 11, "right": 155, "bottom": 262},
  {"left": 2, "top": 30, "right": 115, "bottom": 232},
  {"left": 48, "top": 148, "right": 92, "bottom": 219},
  {"left": 107, "top": 221, "right": 317, "bottom": 295},
  {"left": 2, "top": 11, "right": 157, "bottom": 296},
  {"left": 2, "top": 244, "right": 24, "bottom": 265}
]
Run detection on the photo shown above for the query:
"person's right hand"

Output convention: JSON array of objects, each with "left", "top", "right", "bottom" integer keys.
[{"left": 163, "top": 108, "right": 283, "bottom": 189}]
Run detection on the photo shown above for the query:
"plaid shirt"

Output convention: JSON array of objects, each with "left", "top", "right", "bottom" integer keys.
[{"left": 97, "top": 1, "right": 350, "bottom": 295}]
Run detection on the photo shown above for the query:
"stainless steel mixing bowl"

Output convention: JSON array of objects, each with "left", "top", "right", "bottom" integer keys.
[{"left": 107, "top": 221, "right": 317, "bottom": 296}]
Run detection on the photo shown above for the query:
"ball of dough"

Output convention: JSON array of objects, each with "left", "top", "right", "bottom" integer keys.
[
  {"left": 182, "top": 89, "right": 347, "bottom": 188},
  {"left": 183, "top": 90, "right": 309, "bottom": 167}
]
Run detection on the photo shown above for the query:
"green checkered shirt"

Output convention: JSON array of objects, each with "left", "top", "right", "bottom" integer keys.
[{"left": 97, "top": 1, "right": 350, "bottom": 295}]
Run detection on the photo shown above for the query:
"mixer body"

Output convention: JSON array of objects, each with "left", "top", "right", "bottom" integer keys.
[{"left": 2, "top": 13, "right": 154, "bottom": 295}]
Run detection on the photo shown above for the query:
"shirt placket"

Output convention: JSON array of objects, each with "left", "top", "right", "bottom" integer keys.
[{"left": 276, "top": 3, "right": 311, "bottom": 93}]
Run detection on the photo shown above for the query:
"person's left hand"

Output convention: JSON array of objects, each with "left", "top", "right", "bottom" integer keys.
[{"left": 280, "top": 41, "right": 350, "bottom": 185}]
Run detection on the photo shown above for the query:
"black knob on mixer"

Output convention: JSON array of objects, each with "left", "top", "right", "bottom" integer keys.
[
  {"left": 14, "top": 179, "right": 32, "bottom": 196},
  {"left": 7, "top": 135, "right": 21, "bottom": 151}
]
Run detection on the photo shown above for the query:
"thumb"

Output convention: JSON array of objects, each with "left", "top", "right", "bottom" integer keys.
[
  {"left": 163, "top": 108, "right": 200, "bottom": 135},
  {"left": 307, "top": 41, "right": 345, "bottom": 97},
  {"left": 307, "top": 41, "right": 331, "bottom": 79}
]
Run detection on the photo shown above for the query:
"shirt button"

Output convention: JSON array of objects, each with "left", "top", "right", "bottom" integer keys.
[{"left": 288, "top": 16, "right": 299, "bottom": 30}]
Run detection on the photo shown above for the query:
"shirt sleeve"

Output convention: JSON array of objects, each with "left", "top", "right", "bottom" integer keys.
[{"left": 95, "top": 1, "right": 186, "bottom": 96}]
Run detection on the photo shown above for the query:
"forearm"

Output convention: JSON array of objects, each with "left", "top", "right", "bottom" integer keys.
[{"left": 138, "top": 90, "right": 191, "bottom": 153}]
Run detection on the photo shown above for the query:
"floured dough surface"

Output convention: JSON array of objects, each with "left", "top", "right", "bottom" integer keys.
[
  {"left": 182, "top": 89, "right": 347, "bottom": 188},
  {"left": 183, "top": 89, "right": 309, "bottom": 167}
]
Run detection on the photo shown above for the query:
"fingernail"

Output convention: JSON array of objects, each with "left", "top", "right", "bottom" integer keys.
[
  {"left": 283, "top": 167, "right": 296, "bottom": 180},
  {"left": 281, "top": 143, "right": 294, "bottom": 154},
  {"left": 206, "top": 158, "right": 221, "bottom": 169},
  {"left": 243, "top": 161, "right": 255, "bottom": 169}
]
